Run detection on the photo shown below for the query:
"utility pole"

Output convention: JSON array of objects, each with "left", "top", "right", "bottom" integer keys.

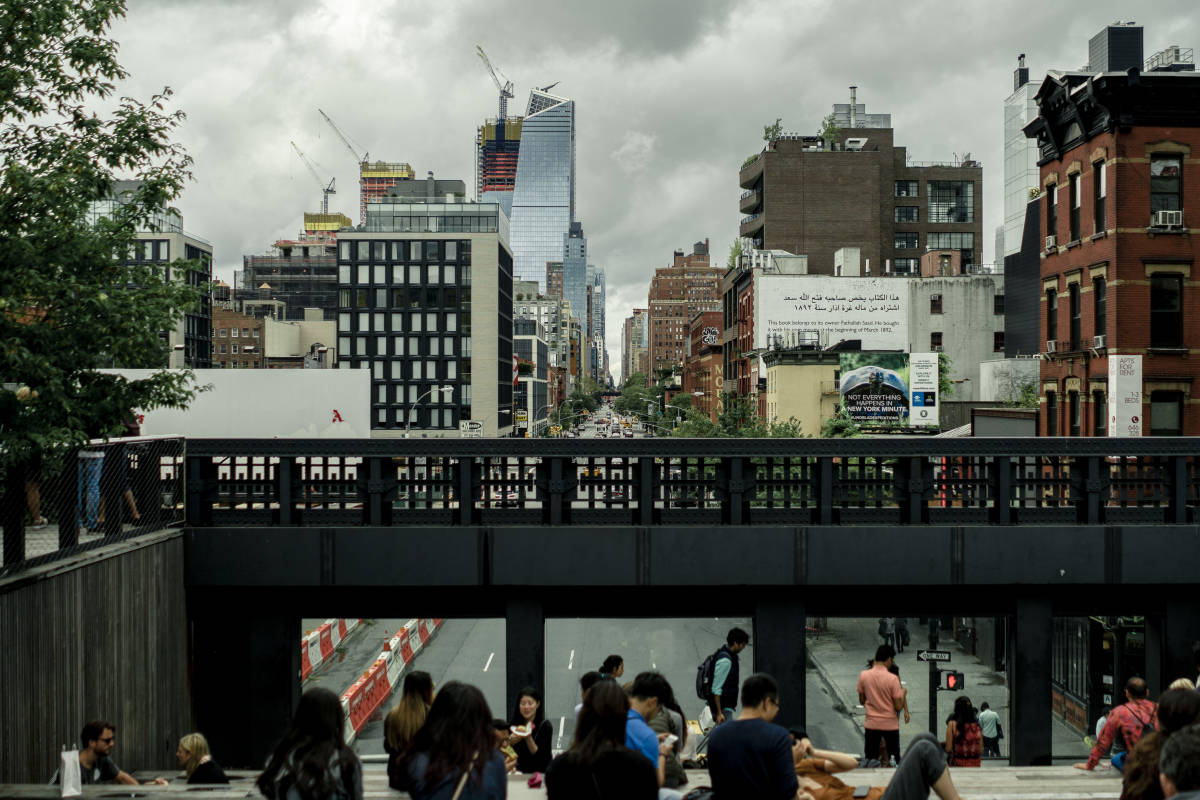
[{"left": 928, "top": 618, "right": 940, "bottom": 736}]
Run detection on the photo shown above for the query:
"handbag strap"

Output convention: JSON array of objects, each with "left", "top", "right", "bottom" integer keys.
[{"left": 449, "top": 750, "right": 478, "bottom": 800}]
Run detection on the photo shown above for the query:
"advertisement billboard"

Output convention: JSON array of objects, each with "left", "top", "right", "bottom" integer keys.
[
  {"left": 754, "top": 276, "right": 907, "bottom": 351},
  {"left": 837, "top": 352, "right": 939, "bottom": 427},
  {"left": 1107, "top": 354, "right": 1142, "bottom": 437}
]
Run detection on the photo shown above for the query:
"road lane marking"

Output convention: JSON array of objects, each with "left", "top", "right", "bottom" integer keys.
[
  {"left": 557, "top": 716, "right": 565, "bottom": 750},
  {"left": 568, "top": 649, "right": 575, "bottom": 670},
  {"left": 483, "top": 652, "right": 494, "bottom": 672}
]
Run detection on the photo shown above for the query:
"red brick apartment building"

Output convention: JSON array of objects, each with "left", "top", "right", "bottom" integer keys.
[
  {"left": 681, "top": 311, "right": 724, "bottom": 422},
  {"left": 647, "top": 240, "right": 721, "bottom": 378},
  {"left": 1025, "top": 69, "right": 1200, "bottom": 436}
]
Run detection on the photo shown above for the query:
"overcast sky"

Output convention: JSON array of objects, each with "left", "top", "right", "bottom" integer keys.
[{"left": 110, "top": 0, "right": 1200, "bottom": 381}]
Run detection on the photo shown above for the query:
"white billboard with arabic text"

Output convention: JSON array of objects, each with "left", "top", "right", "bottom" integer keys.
[{"left": 754, "top": 276, "right": 907, "bottom": 351}]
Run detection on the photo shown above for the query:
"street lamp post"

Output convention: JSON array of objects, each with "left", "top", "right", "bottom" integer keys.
[{"left": 405, "top": 386, "right": 454, "bottom": 437}]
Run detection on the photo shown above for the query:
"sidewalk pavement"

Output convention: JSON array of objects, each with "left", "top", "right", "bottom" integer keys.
[{"left": 807, "top": 618, "right": 1092, "bottom": 763}]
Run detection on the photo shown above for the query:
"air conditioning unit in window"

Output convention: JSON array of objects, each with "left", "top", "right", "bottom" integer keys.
[
  {"left": 1152, "top": 209, "right": 1183, "bottom": 228},
  {"left": 1045, "top": 235, "right": 1057, "bottom": 250},
  {"left": 1093, "top": 334, "right": 1106, "bottom": 349},
  {"left": 1045, "top": 339, "right": 1057, "bottom": 353},
  {"left": 931, "top": 345, "right": 943, "bottom": 352}
]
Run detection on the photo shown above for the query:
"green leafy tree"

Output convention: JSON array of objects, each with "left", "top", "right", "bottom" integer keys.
[
  {"left": 0, "top": 0, "right": 207, "bottom": 469},
  {"left": 763, "top": 118, "right": 783, "bottom": 145},
  {"left": 670, "top": 407, "right": 720, "bottom": 438},
  {"left": 938, "top": 351, "right": 955, "bottom": 400},
  {"left": 821, "top": 406, "right": 862, "bottom": 438},
  {"left": 727, "top": 238, "right": 742, "bottom": 270},
  {"left": 819, "top": 112, "right": 840, "bottom": 146}
]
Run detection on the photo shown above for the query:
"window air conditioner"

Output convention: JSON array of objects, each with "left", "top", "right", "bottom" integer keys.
[
  {"left": 1045, "top": 235, "right": 1057, "bottom": 250},
  {"left": 1152, "top": 209, "right": 1183, "bottom": 228},
  {"left": 931, "top": 345, "right": 943, "bottom": 352},
  {"left": 1045, "top": 339, "right": 1057, "bottom": 353},
  {"left": 1093, "top": 334, "right": 1106, "bottom": 349}
]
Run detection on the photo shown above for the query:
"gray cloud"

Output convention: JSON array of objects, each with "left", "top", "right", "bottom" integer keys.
[{"left": 111, "top": 0, "right": 1200, "bottom": 381}]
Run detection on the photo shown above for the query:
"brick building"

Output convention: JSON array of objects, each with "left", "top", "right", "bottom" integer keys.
[
  {"left": 681, "top": 311, "right": 723, "bottom": 422},
  {"left": 738, "top": 93, "right": 983, "bottom": 275},
  {"left": 1024, "top": 69, "right": 1200, "bottom": 436},
  {"left": 647, "top": 240, "right": 721, "bottom": 377},
  {"left": 213, "top": 308, "right": 264, "bottom": 368}
]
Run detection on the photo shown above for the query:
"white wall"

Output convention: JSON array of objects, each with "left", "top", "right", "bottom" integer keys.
[{"left": 101, "top": 368, "right": 370, "bottom": 437}]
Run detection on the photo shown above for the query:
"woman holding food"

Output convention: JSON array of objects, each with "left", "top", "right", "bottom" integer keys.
[{"left": 508, "top": 686, "right": 553, "bottom": 774}]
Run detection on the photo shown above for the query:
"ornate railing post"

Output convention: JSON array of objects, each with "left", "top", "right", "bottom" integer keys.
[
  {"left": 185, "top": 453, "right": 217, "bottom": 527},
  {"left": 1167, "top": 455, "right": 1190, "bottom": 524},
  {"left": 1073, "top": 455, "right": 1105, "bottom": 524}
]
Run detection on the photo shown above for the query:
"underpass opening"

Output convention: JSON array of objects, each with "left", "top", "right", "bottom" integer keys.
[{"left": 298, "top": 617, "right": 506, "bottom": 757}]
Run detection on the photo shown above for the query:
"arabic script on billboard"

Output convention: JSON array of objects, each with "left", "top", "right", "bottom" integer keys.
[{"left": 755, "top": 276, "right": 908, "bottom": 350}]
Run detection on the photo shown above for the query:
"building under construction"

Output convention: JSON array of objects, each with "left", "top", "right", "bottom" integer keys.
[
  {"left": 359, "top": 161, "right": 414, "bottom": 225},
  {"left": 476, "top": 116, "right": 523, "bottom": 211},
  {"left": 240, "top": 232, "right": 339, "bottom": 321}
]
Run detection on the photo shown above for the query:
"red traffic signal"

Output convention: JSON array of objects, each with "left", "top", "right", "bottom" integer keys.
[{"left": 942, "top": 670, "right": 965, "bottom": 691}]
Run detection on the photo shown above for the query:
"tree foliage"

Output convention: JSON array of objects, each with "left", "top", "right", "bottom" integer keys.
[
  {"left": 727, "top": 238, "right": 742, "bottom": 270},
  {"left": 819, "top": 112, "right": 840, "bottom": 146},
  {"left": 763, "top": 118, "right": 783, "bottom": 144},
  {"left": 820, "top": 405, "right": 862, "bottom": 439},
  {"left": 0, "top": 0, "right": 205, "bottom": 467}
]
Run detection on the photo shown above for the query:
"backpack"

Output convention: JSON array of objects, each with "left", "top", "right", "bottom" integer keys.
[{"left": 696, "top": 648, "right": 722, "bottom": 700}]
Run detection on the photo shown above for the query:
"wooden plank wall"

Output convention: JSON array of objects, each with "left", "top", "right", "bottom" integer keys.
[{"left": 0, "top": 533, "right": 192, "bottom": 783}]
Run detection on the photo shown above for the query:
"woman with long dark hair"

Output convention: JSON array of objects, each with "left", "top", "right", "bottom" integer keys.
[
  {"left": 944, "top": 696, "right": 983, "bottom": 767},
  {"left": 507, "top": 686, "right": 552, "bottom": 774},
  {"left": 645, "top": 677, "right": 687, "bottom": 788},
  {"left": 257, "top": 688, "right": 362, "bottom": 800},
  {"left": 545, "top": 679, "right": 658, "bottom": 799},
  {"left": 383, "top": 671, "right": 434, "bottom": 790},
  {"left": 404, "top": 681, "right": 506, "bottom": 800}
]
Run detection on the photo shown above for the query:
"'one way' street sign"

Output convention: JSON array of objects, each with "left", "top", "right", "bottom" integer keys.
[{"left": 917, "top": 649, "right": 952, "bottom": 663}]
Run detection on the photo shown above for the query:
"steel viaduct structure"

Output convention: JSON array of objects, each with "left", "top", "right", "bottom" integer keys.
[{"left": 171, "top": 437, "right": 1200, "bottom": 768}]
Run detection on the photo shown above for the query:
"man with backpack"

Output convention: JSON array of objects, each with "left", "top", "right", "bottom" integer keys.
[
  {"left": 699, "top": 627, "right": 750, "bottom": 724},
  {"left": 1075, "top": 676, "right": 1157, "bottom": 772}
]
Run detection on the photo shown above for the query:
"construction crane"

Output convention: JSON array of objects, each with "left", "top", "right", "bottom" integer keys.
[
  {"left": 475, "top": 45, "right": 514, "bottom": 119},
  {"left": 538, "top": 82, "right": 560, "bottom": 93},
  {"left": 290, "top": 140, "right": 336, "bottom": 214},
  {"left": 318, "top": 108, "right": 369, "bottom": 166}
]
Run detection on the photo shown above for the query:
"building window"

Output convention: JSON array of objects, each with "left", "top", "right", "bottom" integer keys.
[
  {"left": 1046, "top": 184, "right": 1058, "bottom": 241},
  {"left": 232, "top": 344, "right": 239, "bottom": 354},
  {"left": 218, "top": 344, "right": 227, "bottom": 354},
  {"left": 926, "top": 232, "right": 975, "bottom": 264},
  {"left": 1093, "top": 160, "right": 1106, "bottom": 232},
  {"left": 1068, "top": 390, "right": 1080, "bottom": 437},
  {"left": 930, "top": 294, "right": 943, "bottom": 314},
  {"left": 994, "top": 332, "right": 1005, "bottom": 352},
  {"left": 930, "top": 332, "right": 943, "bottom": 350},
  {"left": 1093, "top": 277, "right": 1106, "bottom": 338},
  {"left": 895, "top": 232, "right": 919, "bottom": 249},
  {"left": 1150, "top": 274, "right": 1183, "bottom": 348},
  {"left": 893, "top": 258, "right": 917, "bottom": 274},
  {"left": 1069, "top": 174, "right": 1081, "bottom": 242},
  {"left": 994, "top": 295, "right": 1005, "bottom": 315},
  {"left": 1046, "top": 391, "right": 1058, "bottom": 436},
  {"left": 1069, "top": 283, "right": 1081, "bottom": 351},
  {"left": 1093, "top": 390, "right": 1106, "bottom": 436},
  {"left": 894, "top": 206, "right": 918, "bottom": 223},
  {"left": 895, "top": 180, "right": 918, "bottom": 198},
  {"left": 1150, "top": 155, "right": 1182, "bottom": 212},
  {"left": 927, "top": 180, "right": 974, "bottom": 223},
  {"left": 1046, "top": 289, "right": 1058, "bottom": 343},
  {"left": 231, "top": 327, "right": 238, "bottom": 338},
  {"left": 1150, "top": 390, "right": 1183, "bottom": 435}
]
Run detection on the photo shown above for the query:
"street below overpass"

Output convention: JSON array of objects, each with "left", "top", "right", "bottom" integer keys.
[{"left": 307, "top": 616, "right": 862, "bottom": 758}]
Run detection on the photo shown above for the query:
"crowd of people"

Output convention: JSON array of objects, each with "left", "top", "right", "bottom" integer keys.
[{"left": 52, "top": 632, "right": 1200, "bottom": 800}]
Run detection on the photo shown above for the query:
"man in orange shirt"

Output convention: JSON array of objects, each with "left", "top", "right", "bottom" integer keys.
[{"left": 857, "top": 644, "right": 907, "bottom": 765}]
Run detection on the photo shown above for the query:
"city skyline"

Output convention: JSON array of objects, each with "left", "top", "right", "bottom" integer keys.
[{"left": 105, "top": 0, "right": 1200, "bottom": 373}]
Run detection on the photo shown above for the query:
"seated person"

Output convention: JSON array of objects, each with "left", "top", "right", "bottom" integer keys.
[{"left": 792, "top": 731, "right": 966, "bottom": 800}]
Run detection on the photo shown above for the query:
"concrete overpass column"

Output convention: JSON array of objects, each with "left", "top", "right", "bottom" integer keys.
[
  {"left": 1010, "top": 596, "right": 1052, "bottom": 765},
  {"left": 754, "top": 594, "right": 807, "bottom": 731},
  {"left": 1164, "top": 595, "right": 1199, "bottom": 687},
  {"left": 505, "top": 597, "right": 545, "bottom": 721}
]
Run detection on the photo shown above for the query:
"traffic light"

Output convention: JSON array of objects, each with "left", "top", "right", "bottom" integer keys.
[{"left": 942, "top": 670, "right": 965, "bottom": 691}]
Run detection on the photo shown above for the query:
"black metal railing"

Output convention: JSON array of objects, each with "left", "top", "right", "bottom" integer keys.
[
  {"left": 180, "top": 437, "right": 1200, "bottom": 529},
  {"left": 1, "top": 436, "right": 185, "bottom": 576}
]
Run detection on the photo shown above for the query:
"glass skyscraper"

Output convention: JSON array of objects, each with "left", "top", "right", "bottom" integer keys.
[
  {"left": 563, "top": 222, "right": 587, "bottom": 344},
  {"left": 509, "top": 89, "right": 575, "bottom": 293}
]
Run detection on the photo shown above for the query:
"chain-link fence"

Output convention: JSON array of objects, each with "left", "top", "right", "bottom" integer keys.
[{"left": 1, "top": 436, "right": 184, "bottom": 576}]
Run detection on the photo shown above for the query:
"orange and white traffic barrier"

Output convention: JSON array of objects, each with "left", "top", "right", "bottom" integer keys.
[
  {"left": 341, "top": 618, "right": 443, "bottom": 744},
  {"left": 301, "top": 618, "right": 363, "bottom": 681}
]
